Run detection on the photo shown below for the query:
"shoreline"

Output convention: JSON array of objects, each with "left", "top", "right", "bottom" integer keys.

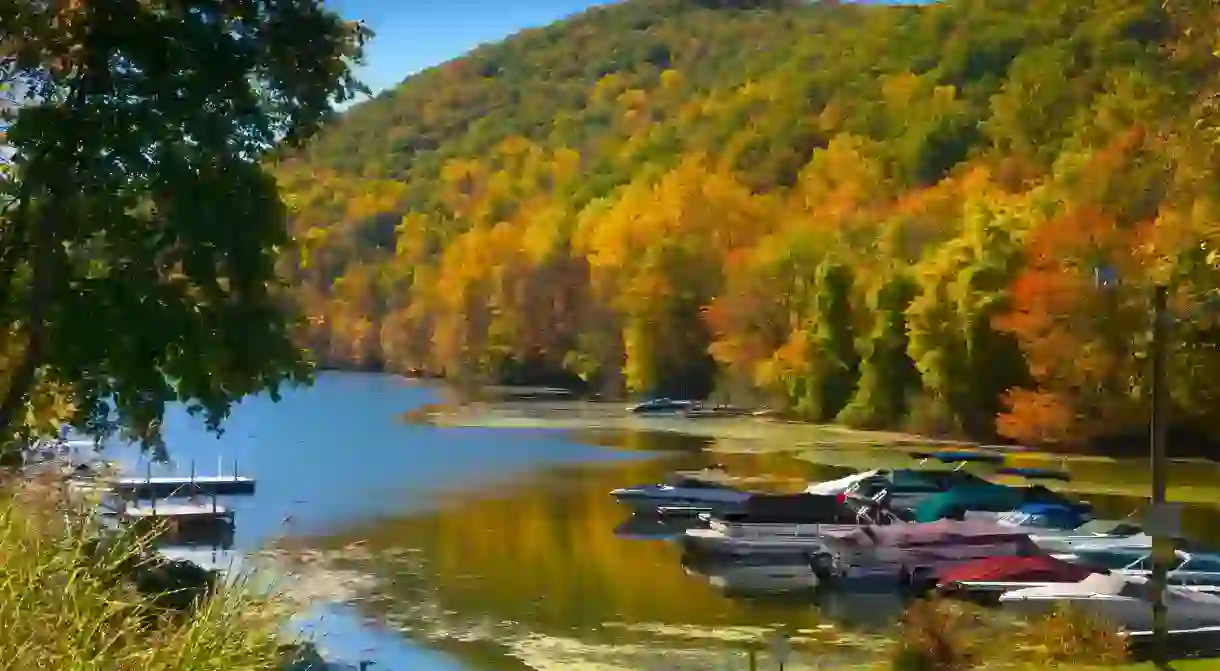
[{"left": 401, "top": 395, "right": 1220, "bottom": 507}]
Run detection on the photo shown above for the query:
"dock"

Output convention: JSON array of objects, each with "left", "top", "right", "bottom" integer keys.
[
  {"left": 107, "top": 499, "right": 237, "bottom": 545},
  {"left": 111, "top": 475, "right": 256, "bottom": 499},
  {"left": 119, "top": 502, "right": 234, "bottom": 522}
]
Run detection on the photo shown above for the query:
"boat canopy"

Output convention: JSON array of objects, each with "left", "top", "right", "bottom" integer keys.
[
  {"left": 997, "top": 466, "right": 1072, "bottom": 482},
  {"left": 843, "top": 519, "right": 1033, "bottom": 547},
  {"left": 718, "top": 493, "right": 862, "bottom": 524},
  {"left": 890, "top": 468, "right": 990, "bottom": 492},
  {"left": 937, "top": 554, "right": 1099, "bottom": 585},
  {"left": 664, "top": 474, "right": 731, "bottom": 489},
  {"left": 914, "top": 482, "right": 1088, "bottom": 523}
]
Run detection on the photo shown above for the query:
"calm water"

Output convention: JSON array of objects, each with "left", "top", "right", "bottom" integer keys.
[{"left": 99, "top": 372, "right": 1220, "bottom": 670}]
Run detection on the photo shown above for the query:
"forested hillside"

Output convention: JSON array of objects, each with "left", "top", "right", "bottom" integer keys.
[{"left": 274, "top": 0, "right": 1220, "bottom": 448}]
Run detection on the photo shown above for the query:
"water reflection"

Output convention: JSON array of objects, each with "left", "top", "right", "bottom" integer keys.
[
  {"left": 613, "top": 513, "right": 699, "bottom": 540},
  {"left": 285, "top": 452, "right": 901, "bottom": 669},
  {"left": 272, "top": 428, "right": 1220, "bottom": 669}
]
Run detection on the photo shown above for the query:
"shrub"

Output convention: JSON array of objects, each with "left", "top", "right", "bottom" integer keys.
[
  {"left": 1019, "top": 604, "right": 1127, "bottom": 665},
  {"left": 889, "top": 598, "right": 986, "bottom": 671},
  {"left": 0, "top": 474, "right": 295, "bottom": 670},
  {"left": 888, "top": 597, "right": 1129, "bottom": 670}
]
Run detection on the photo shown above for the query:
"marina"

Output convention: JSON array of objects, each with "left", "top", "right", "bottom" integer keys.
[{"left": 610, "top": 447, "right": 1220, "bottom": 661}]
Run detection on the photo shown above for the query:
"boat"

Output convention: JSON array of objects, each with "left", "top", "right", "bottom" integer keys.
[
  {"left": 627, "top": 398, "right": 698, "bottom": 414},
  {"left": 805, "top": 452, "right": 1008, "bottom": 512},
  {"left": 1033, "top": 531, "right": 1156, "bottom": 554},
  {"left": 609, "top": 466, "right": 751, "bottom": 515},
  {"left": 1052, "top": 547, "right": 1220, "bottom": 589},
  {"left": 681, "top": 404, "right": 752, "bottom": 418},
  {"left": 912, "top": 477, "right": 1091, "bottom": 525},
  {"left": 820, "top": 519, "right": 1044, "bottom": 588},
  {"left": 680, "top": 493, "right": 889, "bottom": 558},
  {"left": 804, "top": 453, "right": 1088, "bottom": 528},
  {"left": 999, "top": 573, "right": 1220, "bottom": 631},
  {"left": 935, "top": 554, "right": 1105, "bottom": 603}
]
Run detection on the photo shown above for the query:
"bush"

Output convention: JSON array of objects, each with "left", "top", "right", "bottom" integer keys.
[
  {"left": 890, "top": 598, "right": 986, "bottom": 671},
  {"left": 1019, "top": 605, "right": 1127, "bottom": 665},
  {"left": 888, "top": 597, "right": 1129, "bottom": 670},
  {"left": 0, "top": 474, "right": 295, "bottom": 670}
]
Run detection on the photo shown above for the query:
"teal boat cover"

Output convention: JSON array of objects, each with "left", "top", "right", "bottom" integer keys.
[{"left": 913, "top": 482, "right": 1083, "bottom": 523}]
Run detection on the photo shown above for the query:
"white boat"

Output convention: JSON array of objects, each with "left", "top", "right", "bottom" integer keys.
[
  {"left": 1033, "top": 531, "right": 1154, "bottom": 554},
  {"left": 680, "top": 492, "right": 893, "bottom": 558},
  {"left": 999, "top": 573, "right": 1220, "bottom": 631},
  {"left": 610, "top": 467, "right": 751, "bottom": 515},
  {"left": 803, "top": 470, "right": 886, "bottom": 495},
  {"left": 1052, "top": 547, "right": 1220, "bottom": 589}
]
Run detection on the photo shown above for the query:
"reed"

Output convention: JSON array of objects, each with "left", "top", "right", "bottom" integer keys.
[{"left": 0, "top": 474, "right": 295, "bottom": 671}]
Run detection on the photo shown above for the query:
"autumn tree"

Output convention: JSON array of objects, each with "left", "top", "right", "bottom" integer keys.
[{"left": 0, "top": 0, "right": 369, "bottom": 453}]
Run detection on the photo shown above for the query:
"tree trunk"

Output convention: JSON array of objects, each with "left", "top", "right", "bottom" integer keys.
[{"left": 0, "top": 201, "right": 55, "bottom": 449}]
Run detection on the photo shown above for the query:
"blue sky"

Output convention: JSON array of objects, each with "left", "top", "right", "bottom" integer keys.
[{"left": 324, "top": 0, "right": 614, "bottom": 98}]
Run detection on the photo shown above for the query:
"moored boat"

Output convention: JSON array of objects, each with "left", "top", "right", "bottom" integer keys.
[
  {"left": 820, "top": 519, "right": 1044, "bottom": 588},
  {"left": 627, "top": 397, "right": 699, "bottom": 414},
  {"left": 999, "top": 573, "right": 1220, "bottom": 631},
  {"left": 610, "top": 465, "right": 751, "bottom": 515},
  {"left": 680, "top": 493, "right": 887, "bottom": 558}
]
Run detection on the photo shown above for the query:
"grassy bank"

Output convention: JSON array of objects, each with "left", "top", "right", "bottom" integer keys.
[{"left": 0, "top": 474, "right": 295, "bottom": 670}]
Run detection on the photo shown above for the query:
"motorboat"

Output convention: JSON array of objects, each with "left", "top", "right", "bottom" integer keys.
[
  {"left": 806, "top": 453, "right": 1089, "bottom": 526},
  {"left": 610, "top": 466, "right": 751, "bottom": 515},
  {"left": 935, "top": 554, "right": 1105, "bottom": 602},
  {"left": 1033, "top": 531, "right": 1155, "bottom": 554},
  {"left": 820, "top": 519, "right": 1044, "bottom": 588},
  {"left": 999, "top": 573, "right": 1220, "bottom": 631},
  {"left": 806, "top": 452, "right": 1002, "bottom": 500},
  {"left": 912, "top": 478, "right": 1091, "bottom": 525},
  {"left": 680, "top": 492, "right": 891, "bottom": 558},
  {"left": 1052, "top": 547, "right": 1220, "bottom": 589},
  {"left": 627, "top": 398, "right": 698, "bottom": 414}
]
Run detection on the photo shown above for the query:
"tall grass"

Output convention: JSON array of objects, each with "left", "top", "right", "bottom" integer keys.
[
  {"left": 888, "top": 596, "right": 1129, "bottom": 670},
  {"left": 0, "top": 474, "right": 295, "bottom": 671}
]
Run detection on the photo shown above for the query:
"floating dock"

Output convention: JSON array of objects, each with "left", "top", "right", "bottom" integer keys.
[
  {"left": 110, "top": 474, "right": 256, "bottom": 499},
  {"left": 108, "top": 500, "right": 237, "bottom": 545},
  {"left": 119, "top": 502, "right": 234, "bottom": 522}
]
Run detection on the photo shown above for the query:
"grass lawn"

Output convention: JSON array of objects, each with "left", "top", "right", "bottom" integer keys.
[{"left": 1082, "top": 662, "right": 1220, "bottom": 670}]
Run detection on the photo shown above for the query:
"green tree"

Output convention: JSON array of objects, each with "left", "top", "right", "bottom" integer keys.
[{"left": 0, "top": 0, "right": 369, "bottom": 454}]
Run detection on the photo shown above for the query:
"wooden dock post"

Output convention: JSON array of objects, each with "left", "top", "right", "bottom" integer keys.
[{"left": 146, "top": 462, "right": 154, "bottom": 514}]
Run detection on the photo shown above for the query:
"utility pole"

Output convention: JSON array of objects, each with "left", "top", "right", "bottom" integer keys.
[{"left": 1149, "top": 284, "right": 1170, "bottom": 669}]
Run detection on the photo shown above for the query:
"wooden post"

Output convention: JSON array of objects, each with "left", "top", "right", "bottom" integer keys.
[
  {"left": 190, "top": 460, "right": 197, "bottom": 502},
  {"left": 1150, "top": 284, "right": 1170, "bottom": 669}
]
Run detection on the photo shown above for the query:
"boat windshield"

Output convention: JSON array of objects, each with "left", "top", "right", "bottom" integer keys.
[{"left": 665, "top": 476, "right": 728, "bottom": 489}]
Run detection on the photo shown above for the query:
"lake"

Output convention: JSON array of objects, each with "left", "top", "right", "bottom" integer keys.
[{"left": 100, "top": 372, "right": 1220, "bottom": 670}]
